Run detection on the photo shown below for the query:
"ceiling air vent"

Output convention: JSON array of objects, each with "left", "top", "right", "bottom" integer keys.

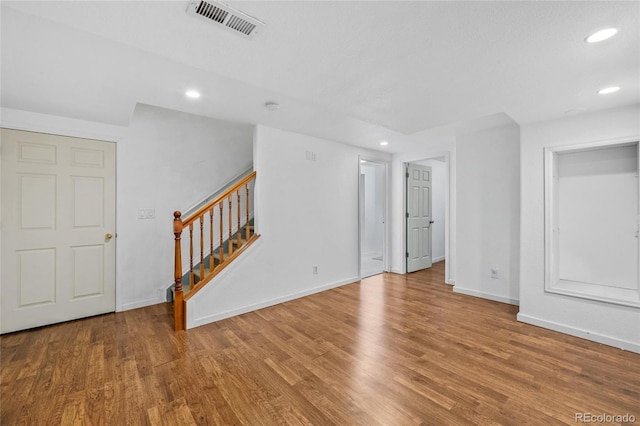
[{"left": 187, "top": 1, "right": 265, "bottom": 39}]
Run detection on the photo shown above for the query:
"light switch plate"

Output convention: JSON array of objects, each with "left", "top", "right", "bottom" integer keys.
[{"left": 138, "top": 208, "right": 155, "bottom": 219}]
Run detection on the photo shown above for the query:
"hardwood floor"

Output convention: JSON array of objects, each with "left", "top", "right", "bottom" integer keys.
[{"left": 2, "top": 262, "right": 639, "bottom": 425}]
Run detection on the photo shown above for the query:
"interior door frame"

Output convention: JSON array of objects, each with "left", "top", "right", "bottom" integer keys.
[
  {"left": 0, "top": 113, "right": 121, "bottom": 309},
  {"left": 1, "top": 127, "right": 118, "bottom": 332},
  {"left": 403, "top": 151, "right": 452, "bottom": 283},
  {"left": 358, "top": 156, "right": 390, "bottom": 278},
  {"left": 406, "top": 162, "right": 433, "bottom": 272}
]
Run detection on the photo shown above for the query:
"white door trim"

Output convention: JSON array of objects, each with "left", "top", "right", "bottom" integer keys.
[
  {"left": 1, "top": 128, "right": 117, "bottom": 332},
  {"left": 402, "top": 151, "right": 452, "bottom": 284},
  {"left": 0, "top": 109, "right": 124, "bottom": 310}
]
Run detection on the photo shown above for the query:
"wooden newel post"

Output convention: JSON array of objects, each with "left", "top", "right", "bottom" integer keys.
[{"left": 173, "top": 211, "right": 185, "bottom": 331}]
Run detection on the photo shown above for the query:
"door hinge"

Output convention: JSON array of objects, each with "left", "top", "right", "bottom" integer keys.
[
  {"left": 406, "top": 172, "right": 410, "bottom": 178},
  {"left": 406, "top": 252, "right": 409, "bottom": 258},
  {"left": 406, "top": 212, "right": 409, "bottom": 218}
]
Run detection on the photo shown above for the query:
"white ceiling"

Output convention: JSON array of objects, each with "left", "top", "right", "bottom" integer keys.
[{"left": 2, "top": 1, "right": 638, "bottom": 152}]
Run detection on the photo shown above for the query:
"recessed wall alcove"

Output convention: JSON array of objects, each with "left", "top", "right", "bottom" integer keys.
[{"left": 544, "top": 138, "right": 640, "bottom": 308}]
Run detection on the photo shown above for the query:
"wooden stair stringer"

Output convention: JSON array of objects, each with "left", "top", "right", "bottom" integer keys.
[{"left": 183, "top": 233, "right": 260, "bottom": 303}]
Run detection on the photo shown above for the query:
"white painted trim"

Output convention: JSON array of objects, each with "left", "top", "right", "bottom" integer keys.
[
  {"left": 447, "top": 279, "right": 455, "bottom": 285},
  {"left": 433, "top": 256, "right": 445, "bottom": 263},
  {"left": 188, "top": 275, "right": 360, "bottom": 329},
  {"left": 390, "top": 268, "right": 404, "bottom": 274},
  {"left": 546, "top": 134, "right": 640, "bottom": 154},
  {"left": 517, "top": 313, "right": 640, "bottom": 354},
  {"left": 544, "top": 136, "right": 640, "bottom": 307},
  {"left": 119, "top": 297, "right": 164, "bottom": 312},
  {"left": 1, "top": 108, "right": 127, "bottom": 312},
  {"left": 401, "top": 151, "right": 451, "bottom": 283},
  {"left": 453, "top": 286, "right": 519, "bottom": 306}
]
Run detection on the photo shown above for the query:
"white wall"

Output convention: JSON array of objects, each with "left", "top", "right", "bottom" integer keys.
[
  {"left": 187, "top": 125, "right": 390, "bottom": 328},
  {"left": 118, "top": 104, "right": 253, "bottom": 310},
  {"left": 519, "top": 104, "right": 640, "bottom": 352},
  {"left": 557, "top": 145, "right": 638, "bottom": 289},
  {"left": 390, "top": 137, "right": 456, "bottom": 280},
  {"left": 416, "top": 159, "right": 446, "bottom": 262},
  {"left": 455, "top": 123, "right": 521, "bottom": 305}
]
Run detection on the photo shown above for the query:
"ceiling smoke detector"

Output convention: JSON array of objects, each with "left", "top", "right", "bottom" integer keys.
[{"left": 186, "top": 1, "right": 265, "bottom": 39}]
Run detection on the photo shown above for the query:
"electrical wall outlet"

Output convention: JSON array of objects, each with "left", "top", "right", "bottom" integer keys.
[
  {"left": 491, "top": 268, "right": 499, "bottom": 279},
  {"left": 313, "top": 265, "right": 318, "bottom": 275}
]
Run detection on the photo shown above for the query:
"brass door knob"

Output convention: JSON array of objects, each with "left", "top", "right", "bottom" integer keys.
[{"left": 105, "top": 233, "right": 113, "bottom": 240}]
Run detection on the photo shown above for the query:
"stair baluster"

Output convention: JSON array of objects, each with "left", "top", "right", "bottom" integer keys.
[
  {"left": 228, "top": 195, "right": 233, "bottom": 256},
  {"left": 245, "top": 184, "right": 250, "bottom": 241},
  {"left": 209, "top": 208, "right": 214, "bottom": 271},
  {"left": 199, "top": 218, "right": 205, "bottom": 281},
  {"left": 219, "top": 203, "right": 224, "bottom": 263},
  {"left": 189, "top": 224, "right": 194, "bottom": 289},
  {"left": 237, "top": 190, "right": 242, "bottom": 248}
]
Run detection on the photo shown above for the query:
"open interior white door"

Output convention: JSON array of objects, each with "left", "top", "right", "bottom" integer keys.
[
  {"left": 1, "top": 129, "right": 116, "bottom": 333},
  {"left": 406, "top": 163, "right": 433, "bottom": 273}
]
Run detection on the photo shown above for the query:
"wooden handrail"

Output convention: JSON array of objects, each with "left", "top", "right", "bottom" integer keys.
[
  {"left": 172, "top": 171, "right": 258, "bottom": 331},
  {"left": 182, "top": 171, "right": 256, "bottom": 227}
]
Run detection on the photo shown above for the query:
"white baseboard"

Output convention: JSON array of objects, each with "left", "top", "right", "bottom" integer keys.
[
  {"left": 453, "top": 286, "right": 519, "bottom": 306},
  {"left": 390, "top": 268, "right": 404, "bottom": 274},
  {"left": 433, "top": 256, "right": 445, "bottom": 263},
  {"left": 517, "top": 313, "right": 640, "bottom": 354},
  {"left": 119, "top": 296, "right": 164, "bottom": 312},
  {"left": 188, "top": 275, "right": 360, "bottom": 329}
]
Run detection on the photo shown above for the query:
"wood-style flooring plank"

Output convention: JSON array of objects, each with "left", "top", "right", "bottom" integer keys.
[{"left": 2, "top": 262, "right": 639, "bottom": 425}]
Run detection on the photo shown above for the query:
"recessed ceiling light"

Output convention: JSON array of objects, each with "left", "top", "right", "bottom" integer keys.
[
  {"left": 586, "top": 28, "right": 618, "bottom": 43},
  {"left": 185, "top": 90, "right": 201, "bottom": 99},
  {"left": 380, "top": 141, "right": 388, "bottom": 146},
  {"left": 598, "top": 86, "right": 620, "bottom": 95}
]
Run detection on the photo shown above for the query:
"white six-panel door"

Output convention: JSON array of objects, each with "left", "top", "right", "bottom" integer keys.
[
  {"left": 1, "top": 129, "right": 116, "bottom": 333},
  {"left": 407, "top": 163, "right": 433, "bottom": 273}
]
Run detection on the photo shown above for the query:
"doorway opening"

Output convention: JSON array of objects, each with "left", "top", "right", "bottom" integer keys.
[
  {"left": 359, "top": 158, "right": 388, "bottom": 278},
  {"left": 404, "top": 154, "right": 451, "bottom": 280},
  {"left": 1, "top": 128, "right": 117, "bottom": 333}
]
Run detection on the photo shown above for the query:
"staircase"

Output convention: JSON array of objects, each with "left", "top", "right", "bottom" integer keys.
[
  {"left": 170, "top": 171, "right": 259, "bottom": 330},
  {"left": 167, "top": 220, "right": 254, "bottom": 301}
]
